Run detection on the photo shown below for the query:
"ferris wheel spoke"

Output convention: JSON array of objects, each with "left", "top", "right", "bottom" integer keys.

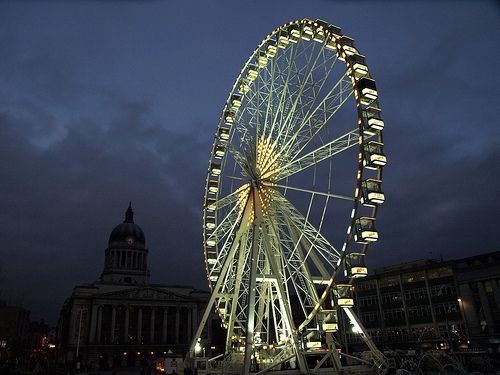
[
  {"left": 206, "top": 184, "right": 250, "bottom": 211},
  {"left": 276, "top": 74, "right": 353, "bottom": 164},
  {"left": 273, "top": 128, "right": 359, "bottom": 181},
  {"left": 224, "top": 140, "right": 252, "bottom": 174},
  {"left": 206, "top": 195, "right": 246, "bottom": 244},
  {"left": 273, "top": 46, "right": 339, "bottom": 152},
  {"left": 282, "top": 217, "right": 321, "bottom": 303},
  {"left": 270, "top": 182, "right": 354, "bottom": 202},
  {"left": 275, "top": 193, "right": 341, "bottom": 260},
  {"left": 264, "top": 36, "right": 301, "bottom": 144},
  {"left": 271, "top": 41, "right": 324, "bottom": 145},
  {"left": 266, "top": 214, "right": 319, "bottom": 312}
]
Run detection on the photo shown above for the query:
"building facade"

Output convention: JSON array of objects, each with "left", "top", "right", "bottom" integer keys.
[
  {"left": 346, "top": 251, "right": 500, "bottom": 354},
  {"left": 57, "top": 204, "right": 214, "bottom": 368},
  {"left": 0, "top": 301, "right": 31, "bottom": 361}
]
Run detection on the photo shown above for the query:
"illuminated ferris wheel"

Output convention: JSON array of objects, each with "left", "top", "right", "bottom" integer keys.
[{"left": 192, "top": 18, "right": 387, "bottom": 373}]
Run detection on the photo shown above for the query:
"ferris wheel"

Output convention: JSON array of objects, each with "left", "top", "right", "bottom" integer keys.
[{"left": 191, "top": 18, "right": 387, "bottom": 373}]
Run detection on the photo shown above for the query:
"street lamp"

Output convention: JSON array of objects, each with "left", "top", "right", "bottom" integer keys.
[
  {"left": 76, "top": 307, "right": 84, "bottom": 370},
  {"left": 457, "top": 298, "right": 470, "bottom": 341}
]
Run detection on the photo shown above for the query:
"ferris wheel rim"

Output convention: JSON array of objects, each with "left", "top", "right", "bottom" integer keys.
[{"left": 202, "top": 18, "right": 385, "bottom": 336}]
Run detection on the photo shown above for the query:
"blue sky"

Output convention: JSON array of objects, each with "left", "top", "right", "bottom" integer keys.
[{"left": 0, "top": 0, "right": 498, "bottom": 323}]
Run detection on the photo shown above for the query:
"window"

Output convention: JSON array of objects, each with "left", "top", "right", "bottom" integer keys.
[
  {"left": 361, "top": 311, "right": 378, "bottom": 322},
  {"left": 434, "top": 302, "right": 458, "bottom": 315},
  {"left": 403, "top": 271, "right": 425, "bottom": 283},
  {"left": 379, "top": 277, "right": 399, "bottom": 288},
  {"left": 404, "top": 288, "right": 428, "bottom": 301},
  {"left": 408, "top": 305, "right": 431, "bottom": 318},
  {"left": 381, "top": 292, "right": 402, "bottom": 304},
  {"left": 357, "top": 280, "right": 377, "bottom": 292},
  {"left": 430, "top": 284, "right": 456, "bottom": 297},
  {"left": 383, "top": 309, "right": 404, "bottom": 321},
  {"left": 427, "top": 266, "right": 453, "bottom": 279},
  {"left": 359, "top": 295, "right": 378, "bottom": 307}
]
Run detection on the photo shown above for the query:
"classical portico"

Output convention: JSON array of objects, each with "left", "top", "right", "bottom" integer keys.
[{"left": 57, "top": 204, "right": 213, "bottom": 368}]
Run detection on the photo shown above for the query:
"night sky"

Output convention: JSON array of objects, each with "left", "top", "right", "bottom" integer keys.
[{"left": 0, "top": 1, "right": 498, "bottom": 324}]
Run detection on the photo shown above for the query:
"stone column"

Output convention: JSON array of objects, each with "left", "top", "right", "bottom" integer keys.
[
  {"left": 162, "top": 308, "right": 168, "bottom": 343},
  {"left": 375, "top": 279, "right": 385, "bottom": 330},
  {"left": 175, "top": 307, "right": 180, "bottom": 344},
  {"left": 187, "top": 308, "right": 192, "bottom": 343},
  {"left": 137, "top": 307, "right": 143, "bottom": 344},
  {"left": 424, "top": 270, "right": 438, "bottom": 331},
  {"left": 124, "top": 306, "right": 130, "bottom": 343},
  {"left": 399, "top": 274, "right": 411, "bottom": 333},
  {"left": 89, "top": 304, "right": 98, "bottom": 343},
  {"left": 458, "top": 283, "right": 480, "bottom": 336},
  {"left": 150, "top": 307, "right": 156, "bottom": 344},
  {"left": 96, "top": 305, "right": 103, "bottom": 343},
  {"left": 110, "top": 306, "right": 116, "bottom": 343},
  {"left": 478, "top": 282, "right": 495, "bottom": 334},
  {"left": 192, "top": 306, "right": 198, "bottom": 335},
  {"left": 492, "top": 280, "right": 500, "bottom": 318}
]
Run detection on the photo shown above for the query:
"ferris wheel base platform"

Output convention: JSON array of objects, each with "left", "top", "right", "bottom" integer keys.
[{"left": 204, "top": 365, "right": 377, "bottom": 375}]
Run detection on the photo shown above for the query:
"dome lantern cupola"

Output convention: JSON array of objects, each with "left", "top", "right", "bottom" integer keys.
[
  {"left": 108, "top": 202, "right": 146, "bottom": 248},
  {"left": 100, "top": 203, "right": 150, "bottom": 285}
]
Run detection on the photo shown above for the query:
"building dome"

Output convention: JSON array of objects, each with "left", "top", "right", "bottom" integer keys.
[{"left": 108, "top": 203, "right": 146, "bottom": 247}]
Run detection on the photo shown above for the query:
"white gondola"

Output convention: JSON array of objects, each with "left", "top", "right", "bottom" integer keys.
[
  {"left": 224, "top": 110, "right": 235, "bottom": 125},
  {"left": 239, "top": 80, "right": 250, "bottom": 94},
  {"left": 333, "top": 284, "right": 354, "bottom": 306},
  {"left": 266, "top": 41, "right": 277, "bottom": 57},
  {"left": 347, "top": 53, "right": 368, "bottom": 77},
  {"left": 208, "top": 180, "right": 218, "bottom": 194},
  {"left": 206, "top": 239, "right": 216, "bottom": 247},
  {"left": 362, "top": 106, "right": 384, "bottom": 135},
  {"left": 210, "top": 162, "right": 221, "bottom": 176},
  {"left": 289, "top": 26, "right": 300, "bottom": 43},
  {"left": 315, "top": 19, "right": 342, "bottom": 38},
  {"left": 325, "top": 37, "right": 337, "bottom": 51},
  {"left": 320, "top": 310, "right": 338, "bottom": 332},
  {"left": 354, "top": 217, "right": 378, "bottom": 244},
  {"left": 207, "top": 257, "right": 217, "bottom": 265},
  {"left": 247, "top": 65, "right": 258, "bottom": 81},
  {"left": 363, "top": 141, "right": 387, "bottom": 169},
  {"left": 206, "top": 216, "right": 216, "bottom": 229},
  {"left": 358, "top": 77, "right": 378, "bottom": 105},
  {"left": 218, "top": 127, "right": 230, "bottom": 141},
  {"left": 209, "top": 275, "right": 218, "bottom": 282},
  {"left": 344, "top": 253, "right": 368, "bottom": 278},
  {"left": 305, "top": 330, "right": 322, "bottom": 349},
  {"left": 230, "top": 94, "right": 242, "bottom": 111},
  {"left": 338, "top": 36, "right": 358, "bottom": 56},
  {"left": 206, "top": 197, "right": 216, "bottom": 211},
  {"left": 214, "top": 144, "right": 225, "bottom": 159},
  {"left": 361, "top": 179, "right": 385, "bottom": 207},
  {"left": 277, "top": 31, "right": 290, "bottom": 49},
  {"left": 302, "top": 25, "right": 314, "bottom": 40},
  {"left": 257, "top": 51, "right": 268, "bottom": 68},
  {"left": 313, "top": 28, "right": 325, "bottom": 43}
]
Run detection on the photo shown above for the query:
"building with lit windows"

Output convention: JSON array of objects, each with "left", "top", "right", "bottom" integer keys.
[
  {"left": 56, "top": 204, "right": 219, "bottom": 369},
  {"left": 346, "top": 251, "right": 500, "bottom": 355}
]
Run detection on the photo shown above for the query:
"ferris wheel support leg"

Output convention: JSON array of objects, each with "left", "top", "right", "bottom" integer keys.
[
  {"left": 189, "top": 233, "right": 244, "bottom": 358},
  {"left": 243, "top": 222, "right": 261, "bottom": 375},
  {"left": 260, "top": 231, "right": 308, "bottom": 374},
  {"left": 342, "top": 307, "right": 388, "bottom": 370}
]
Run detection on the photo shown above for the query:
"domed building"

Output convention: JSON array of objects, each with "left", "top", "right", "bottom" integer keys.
[
  {"left": 56, "top": 204, "right": 216, "bottom": 369},
  {"left": 101, "top": 203, "right": 150, "bottom": 285}
]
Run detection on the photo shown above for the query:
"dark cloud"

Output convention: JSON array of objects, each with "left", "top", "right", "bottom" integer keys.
[{"left": 0, "top": 0, "right": 498, "bottom": 324}]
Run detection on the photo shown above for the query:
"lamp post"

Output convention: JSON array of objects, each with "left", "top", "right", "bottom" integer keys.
[
  {"left": 457, "top": 298, "right": 470, "bottom": 342},
  {"left": 75, "top": 307, "right": 84, "bottom": 370}
]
